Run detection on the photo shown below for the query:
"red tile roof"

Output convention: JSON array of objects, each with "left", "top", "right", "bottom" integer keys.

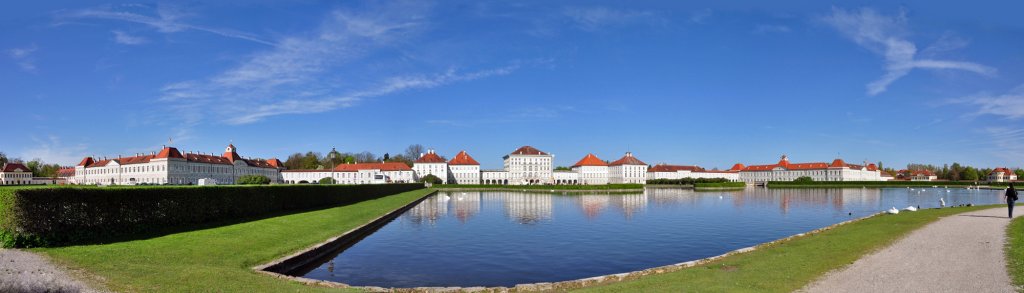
[
  {"left": 991, "top": 167, "right": 1015, "bottom": 176},
  {"left": 156, "top": 147, "right": 184, "bottom": 159},
  {"left": 449, "top": 150, "right": 480, "bottom": 165},
  {"left": 78, "top": 145, "right": 277, "bottom": 169},
  {"left": 415, "top": 151, "right": 447, "bottom": 163},
  {"left": 609, "top": 152, "right": 646, "bottom": 166},
  {"left": 647, "top": 164, "right": 703, "bottom": 173},
  {"left": 77, "top": 157, "right": 95, "bottom": 167},
  {"left": 332, "top": 162, "right": 412, "bottom": 172},
  {"left": 572, "top": 153, "right": 607, "bottom": 167},
  {"left": 830, "top": 159, "right": 846, "bottom": 167},
  {"left": 510, "top": 146, "right": 548, "bottom": 156},
  {"left": 57, "top": 167, "right": 75, "bottom": 177},
  {"left": 2, "top": 163, "right": 30, "bottom": 172},
  {"left": 729, "top": 163, "right": 746, "bottom": 171},
  {"left": 742, "top": 157, "right": 877, "bottom": 171}
]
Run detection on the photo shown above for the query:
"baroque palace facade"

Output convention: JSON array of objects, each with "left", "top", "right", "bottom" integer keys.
[
  {"left": 51, "top": 142, "right": 950, "bottom": 186},
  {"left": 74, "top": 144, "right": 283, "bottom": 185}
]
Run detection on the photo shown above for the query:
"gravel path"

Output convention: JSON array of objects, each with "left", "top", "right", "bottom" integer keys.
[
  {"left": 801, "top": 207, "right": 1020, "bottom": 293},
  {"left": 0, "top": 249, "right": 99, "bottom": 293}
]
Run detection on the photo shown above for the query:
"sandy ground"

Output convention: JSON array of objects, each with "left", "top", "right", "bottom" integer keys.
[
  {"left": 801, "top": 207, "right": 1020, "bottom": 293},
  {"left": 0, "top": 249, "right": 100, "bottom": 293}
]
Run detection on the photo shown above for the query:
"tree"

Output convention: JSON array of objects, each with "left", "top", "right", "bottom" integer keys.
[
  {"left": 404, "top": 144, "right": 425, "bottom": 161},
  {"left": 318, "top": 177, "right": 336, "bottom": 184},
  {"left": 0, "top": 151, "right": 7, "bottom": 165},
  {"left": 354, "top": 151, "right": 378, "bottom": 163},
  {"left": 554, "top": 166, "right": 571, "bottom": 171},
  {"left": 389, "top": 154, "right": 414, "bottom": 167},
  {"left": 794, "top": 176, "right": 814, "bottom": 183},
  {"left": 383, "top": 153, "right": 390, "bottom": 161},
  {"left": 321, "top": 148, "right": 345, "bottom": 168},
  {"left": 961, "top": 167, "right": 979, "bottom": 181},
  {"left": 949, "top": 163, "right": 962, "bottom": 181},
  {"left": 418, "top": 174, "right": 443, "bottom": 184},
  {"left": 237, "top": 175, "right": 271, "bottom": 185},
  {"left": 1016, "top": 168, "right": 1024, "bottom": 179}
]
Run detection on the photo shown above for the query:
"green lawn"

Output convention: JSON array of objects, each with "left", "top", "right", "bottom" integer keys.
[
  {"left": 575, "top": 205, "right": 999, "bottom": 293},
  {"left": 1009, "top": 213, "right": 1024, "bottom": 292},
  {"left": 35, "top": 188, "right": 434, "bottom": 292}
]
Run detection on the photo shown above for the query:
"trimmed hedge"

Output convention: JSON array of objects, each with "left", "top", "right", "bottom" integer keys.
[
  {"left": 0, "top": 184, "right": 422, "bottom": 248},
  {"left": 647, "top": 178, "right": 730, "bottom": 185}
]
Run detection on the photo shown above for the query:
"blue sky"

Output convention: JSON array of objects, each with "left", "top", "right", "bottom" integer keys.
[{"left": 2, "top": 1, "right": 1023, "bottom": 170}]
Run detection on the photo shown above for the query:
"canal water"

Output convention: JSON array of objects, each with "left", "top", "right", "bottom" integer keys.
[{"left": 295, "top": 187, "right": 1007, "bottom": 287}]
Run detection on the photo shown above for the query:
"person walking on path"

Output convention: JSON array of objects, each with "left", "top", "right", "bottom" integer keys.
[{"left": 1007, "top": 183, "right": 1018, "bottom": 218}]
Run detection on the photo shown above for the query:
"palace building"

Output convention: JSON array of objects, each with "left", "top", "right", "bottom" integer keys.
[
  {"left": 281, "top": 162, "right": 414, "bottom": 184},
  {"left": 608, "top": 152, "right": 649, "bottom": 184},
  {"left": 738, "top": 155, "right": 885, "bottom": 183},
  {"left": 74, "top": 144, "right": 283, "bottom": 185},
  {"left": 988, "top": 168, "right": 1018, "bottom": 182},
  {"left": 0, "top": 163, "right": 33, "bottom": 185},
  {"left": 647, "top": 163, "right": 744, "bottom": 182}
]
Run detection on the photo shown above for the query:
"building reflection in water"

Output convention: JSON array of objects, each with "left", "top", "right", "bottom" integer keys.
[
  {"left": 610, "top": 193, "right": 647, "bottom": 220},
  {"left": 577, "top": 195, "right": 610, "bottom": 220},
  {"left": 411, "top": 188, "right": 884, "bottom": 226},
  {"left": 451, "top": 191, "right": 482, "bottom": 223},
  {"left": 502, "top": 192, "right": 553, "bottom": 225},
  {"left": 405, "top": 193, "right": 449, "bottom": 225}
]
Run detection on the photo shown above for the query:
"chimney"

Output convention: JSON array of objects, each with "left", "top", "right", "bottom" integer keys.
[
  {"left": 419, "top": 153, "right": 424, "bottom": 158},
  {"left": 626, "top": 152, "right": 633, "bottom": 157}
]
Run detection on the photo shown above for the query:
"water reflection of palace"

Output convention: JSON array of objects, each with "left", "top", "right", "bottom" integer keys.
[
  {"left": 577, "top": 195, "right": 609, "bottom": 220},
  {"left": 405, "top": 194, "right": 450, "bottom": 225},
  {"left": 610, "top": 194, "right": 648, "bottom": 220},
  {"left": 502, "top": 193, "right": 553, "bottom": 224},
  {"left": 451, "top": 192, "right": 481, "bottom": 223},
  {"left": 732, "top": 188, "right": 881, "bottom": 214}
]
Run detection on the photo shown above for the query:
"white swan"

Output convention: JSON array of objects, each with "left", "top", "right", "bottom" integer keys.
[
  {"left": 940, "top": 198, "right": 946, "bottom": 207},
  {"left": 886, "top": 207, "right": 900, "bottom": 214},
  {"left": 903, "top": 206, "right": 918, "bottom": 212}
]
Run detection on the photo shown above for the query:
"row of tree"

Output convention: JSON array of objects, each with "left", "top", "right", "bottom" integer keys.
[
  {"left": 896, "top": 162, "right": 1024, "bottom": 181},
  {"left": 281, "top": 144, "right": 441, "bottom": 170},
  {"left": 0, "top": 151, "right": 64, "bottom": 177}
]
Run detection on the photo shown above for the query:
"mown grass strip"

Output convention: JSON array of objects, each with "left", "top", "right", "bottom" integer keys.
[
  {"left": 1008, "top": 213, "right": 1024, "bottom": 292},
  {"left": 35, "top": 188, "right": 435, "bottom": 292},
  {"left": 575, "top": 205, "right": 999, "bottom": 293}
]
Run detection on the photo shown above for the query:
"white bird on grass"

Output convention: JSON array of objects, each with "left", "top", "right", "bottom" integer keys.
[
  {"left": 903, "top": 206, "right": 918, "bottom": 212},
  {"left": 886, "top": 207, "right": 900, "bottom": 214}
]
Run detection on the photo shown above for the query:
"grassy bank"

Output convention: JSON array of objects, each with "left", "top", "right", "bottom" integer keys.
[
  {"left": 1009, "top": 213, "right": 1024, "bottom": 291},
  {"left": 35, "top": 188, "right": 434, "bottom": 292},
  {"left": 576, "top": 205, "right": 997, "bottom": 292},
  {"left": 433, "top": 184, "right": 643, "bottom": 190},
  {"left": 694, "top": 182, "right": 746, "bottom": 190},
  {"left": 766, "top": 181, "right": 1008, "bottom": 189}
]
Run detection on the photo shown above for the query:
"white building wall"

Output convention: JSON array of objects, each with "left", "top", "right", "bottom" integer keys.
[
  {"left": 413, "top": 162, "right": 448, "bottom": 183},
  {"left": 504, "top": 154, "right": 553, "bottom": 185},
  {"left": 609, "top": 164, "right": 647, "bottom": 184},
  {"left": 448, "top": 165, "right": 480, "bottom": 184},
  {"left": 572, "top": 165, "right": 608, "bottom": 185}
]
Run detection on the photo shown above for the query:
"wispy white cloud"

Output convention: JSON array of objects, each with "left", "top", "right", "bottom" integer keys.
[
  {"left": 20, "top": 135, "right": 88, "bottom": 165},
  {"left": 8, "top": 44, "right": 38, "bottom": 72},
  {"left": 689, "top": 8, "right": 712, "bottom": 24},
  {"left": 112, "top": 30, "right": 147, "bottom": 45},
  {"left": 821, "top": 7, "right": 996, "bottom": 95},
  {"left": 226, "top": 65, "right": 518, "bottom": 124},
  {"left": 563, "top": 6, "right": 662, "bottom": 31},
  {"left": 950, "top": 85, "right": 1024, "bottom": 120},
  {"left": 154, "top": 2, "right": 516, "bottom": 127},
  {"left": 753, "top": 24, "right": 791, "bottom": 34},
  {"left": 58, "top": 4, "right": 275, "bottom": 46},
  {"left": 981, "top": 127, "right": 1024, "bottom": 162}
]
